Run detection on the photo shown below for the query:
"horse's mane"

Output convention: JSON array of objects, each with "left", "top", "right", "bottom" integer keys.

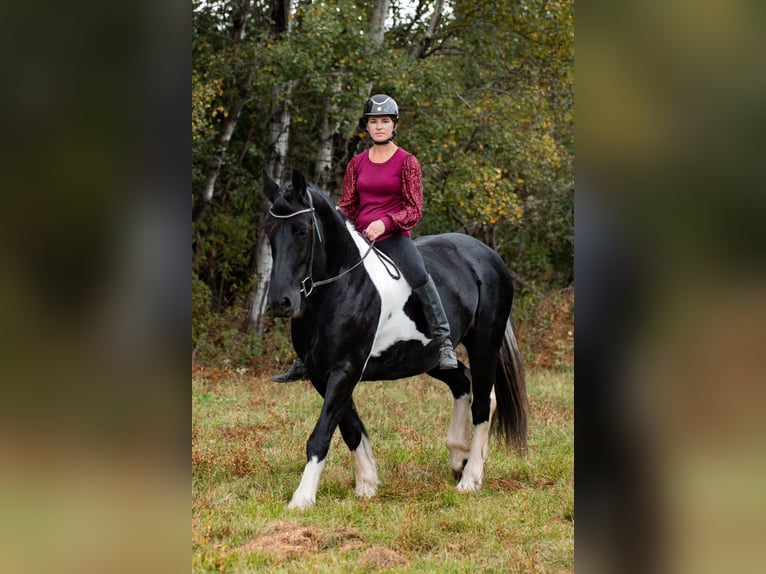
[
  {"left": 265, "top": 179, "right": 347, "bottom": 246},
  {"left": 269, "top": 180, "right": 334, "bottom": 214},
  {"left": 306, "top": 183, "right": 338, "bottom": 214}
]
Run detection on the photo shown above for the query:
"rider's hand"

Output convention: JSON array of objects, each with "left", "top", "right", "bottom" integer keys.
[{"left": 364, "top": 220, "right": 385, "bottom": 241}]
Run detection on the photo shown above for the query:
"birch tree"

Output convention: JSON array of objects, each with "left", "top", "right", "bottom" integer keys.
[
  {"left": 247, "top": 0, "right": 295, "bottom": 334},
  {"left": 194, "top": 0, "right": 253, "bottom": 217}
]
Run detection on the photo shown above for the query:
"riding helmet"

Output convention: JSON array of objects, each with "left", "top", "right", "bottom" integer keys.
[{"left": 363, "top": 94, "right": 399, "bottom": 122}]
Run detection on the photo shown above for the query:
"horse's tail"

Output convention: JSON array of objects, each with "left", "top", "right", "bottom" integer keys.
[{"left": 493, "top": 317, "right": 529, "bottom": 451}]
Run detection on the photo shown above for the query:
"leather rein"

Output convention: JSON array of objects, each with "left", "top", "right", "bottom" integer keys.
[{"left": 268, "top": 192, "right": 399, "bottom": 297}]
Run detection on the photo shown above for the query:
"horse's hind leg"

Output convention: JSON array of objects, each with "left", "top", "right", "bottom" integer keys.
[
  {"left": 429, "top": 363, "right": 472, "bottom": 477},
  {"left": 455, "top": 357, "right": 498, "bottom": 492},
  {"left": 338, "top": 400, "right": 378, "bottom": 498}
]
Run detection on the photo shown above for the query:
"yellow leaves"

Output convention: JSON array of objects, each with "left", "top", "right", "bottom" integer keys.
[
  {"left": 448, "top": 166, "right": 525, "bottom": 227},
  {"left": 192, "top": 74, "right": 218, "bottom": 142}
]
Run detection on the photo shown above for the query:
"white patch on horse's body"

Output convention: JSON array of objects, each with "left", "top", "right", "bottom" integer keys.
[
  {"left": 288, "top": 456, "right": 325, "bottom": 510},
  {"left": 351, "top": 434, "right": 379, "bottom": 498},
  {"left": 344, "top": 220, "right": 430, "bottom": 357}
]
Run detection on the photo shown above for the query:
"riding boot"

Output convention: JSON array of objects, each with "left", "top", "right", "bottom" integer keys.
[
  {"left": 271, "top": 358, "right": 308, "bottom": 382},
  {"left": 413, "top": 275, "right": 458, "bottom": 370}
]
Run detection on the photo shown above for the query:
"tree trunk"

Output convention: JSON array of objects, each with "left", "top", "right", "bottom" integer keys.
[
  {"left": 194, "top": 0, "right": 251, "bottom": 215},
  {"left": 315, "top": 0, "right": 389, "bottom": 193},
  {"left": 411, "top": 0, "right": 444, "bottom": 59},
  {"left": 361, "top": 0, "right": 390, "bottom": 99},
  {"left": 369, "top": 0, "right": 389, "bottom": 45},
  {"left": 314, "top": 82, "right": 341, "bottom": 191},
  {"left": 266, "top": 81, "right": 296, "bottom": 183},
  {"left": 200, "top": 100, "right": 243, "bottom": 204},
  {"left": 246, "top": 211, "right": 274, "bottom": 334},
  {"left": 247, "top": 0, "right": 296, "bottom": 334}
]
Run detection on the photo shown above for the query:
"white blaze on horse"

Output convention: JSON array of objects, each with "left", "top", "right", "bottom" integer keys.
[{"left": 263, "top": 169, "right": 528, "bottom": 510}]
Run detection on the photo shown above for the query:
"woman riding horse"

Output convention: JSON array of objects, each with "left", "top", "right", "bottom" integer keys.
[{"left": 272, "top": 94, "right": 457, "bottom": 381}]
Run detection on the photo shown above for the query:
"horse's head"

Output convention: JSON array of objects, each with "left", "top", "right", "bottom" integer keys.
[{"left": 262, "top": 169, "right": 316, "bottom": 317}]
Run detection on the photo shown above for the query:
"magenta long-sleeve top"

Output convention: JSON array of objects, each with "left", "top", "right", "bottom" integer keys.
[{"left": 338, "top": 147, "right": 424, "bottom": 241}]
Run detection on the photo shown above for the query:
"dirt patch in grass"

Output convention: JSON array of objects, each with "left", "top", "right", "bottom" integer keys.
[
  {"left": 486, "top": 476, "right": 525, "bottom": 491},
  {"left": 242, "top": 521, "right": 363, "bottom": 558},
  {"left": 358, "top": 545, "right": 409, "bottom": 570},
  {"left": 243, "top": 522, "right": 322, "bottom": 557}
]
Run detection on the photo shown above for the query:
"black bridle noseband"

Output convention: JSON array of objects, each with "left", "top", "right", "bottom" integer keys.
[{"left": 268, "top": 191, "right": 398, "bottom": 297}]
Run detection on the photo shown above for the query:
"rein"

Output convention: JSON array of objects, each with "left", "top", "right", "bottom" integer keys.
[{"left": 268, "top": 193, "right": 399, "bottom": 297}]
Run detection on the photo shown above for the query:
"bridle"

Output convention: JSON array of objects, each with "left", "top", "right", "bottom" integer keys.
[{"left": 268, "top": 190, "right": 399, "bottom": 297}]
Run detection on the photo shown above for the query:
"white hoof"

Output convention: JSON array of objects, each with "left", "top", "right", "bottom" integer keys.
[
  {"left": 287, "top": 492, "right": 315, "bottom": 510},
  {"left": 456, "top": 463, "right": 483, "bottom": 492},
  {"left": 456, "top": 476, "right": 482, "bottom": 492},
  {"left": 354, "top": 480, "right": 377, "bottom": 498}
]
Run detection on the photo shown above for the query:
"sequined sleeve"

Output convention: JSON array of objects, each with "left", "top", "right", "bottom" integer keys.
[
  {"left": 388, "top": 153, "right": 423, "bottom": 232},
  {"left": 337, "top": 158, "right": 359, "bottom": 224}
]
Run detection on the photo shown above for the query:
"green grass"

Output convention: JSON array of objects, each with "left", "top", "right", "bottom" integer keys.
[{"left": 192, "top": 367, "right": 573, "bottom": 573}]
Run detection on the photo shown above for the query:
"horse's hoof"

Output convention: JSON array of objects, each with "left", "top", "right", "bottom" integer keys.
[
  {"left": 457, "top": 469, "right": 483, "bottom": 492},
  {"left": 355, "top": 483, "right": 377, "bottom": 498},
  {"left": 457, "top": 479, "right": 482, "bottom": 492},
  {"left": 287, "top": 494, "right": 315, "bottom": 510}
]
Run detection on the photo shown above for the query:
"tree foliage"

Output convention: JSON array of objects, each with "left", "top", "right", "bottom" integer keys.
[{"left": 192, "top": 0, "right": 573, "bottom": 341}]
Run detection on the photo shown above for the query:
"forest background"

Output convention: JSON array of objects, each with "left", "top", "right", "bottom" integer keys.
[{"left": 192, "top": 0, "right": 574, "bottom": 371}]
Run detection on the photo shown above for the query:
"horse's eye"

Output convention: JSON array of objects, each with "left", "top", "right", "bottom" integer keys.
[{"left": 296, "top": 226, "right": 309, "bottom": 239}]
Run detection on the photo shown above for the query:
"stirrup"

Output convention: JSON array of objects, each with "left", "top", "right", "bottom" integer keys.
[{"left": 438, "top": 342, "right": 458, "bottom": 370}]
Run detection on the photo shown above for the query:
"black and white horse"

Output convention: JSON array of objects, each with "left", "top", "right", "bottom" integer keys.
[{"left": 263, "top": 169, "right": 528, "bottom": 509}]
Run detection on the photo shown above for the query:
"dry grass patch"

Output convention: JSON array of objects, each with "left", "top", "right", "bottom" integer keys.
[
  {"left": 358, "top": 545, "right": 409, "bottom": 570},
  {"left": 242, "top": 521, "right": 363, "bottom": 558}
]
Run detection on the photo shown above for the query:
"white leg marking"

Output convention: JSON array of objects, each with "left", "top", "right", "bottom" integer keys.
[
  {"left": 488, "top": 385, "right": 497, "bottom": 437},
  {"left": 445, "top": 394, "right": 472, "bottom": 474},
  {"left": 288, "top": 456, "right": 326, "bottom": 510},
  {"left": 352, "top": 434, "right": 379, "bottom": 498},
  {"left": 457, "top": 421, "right": 491, "bottom": 492}
]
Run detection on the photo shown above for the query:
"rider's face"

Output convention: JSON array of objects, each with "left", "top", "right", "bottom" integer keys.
[{"left": 367, "top": 116, "right": 395, "bottom": 142}]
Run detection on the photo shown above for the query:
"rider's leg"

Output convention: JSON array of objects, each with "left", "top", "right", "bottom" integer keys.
[
  {"left": 375, "top": 235, "right": 457, "bottom": 370},
  {"left": 413, "top": 275, "right": 458, "bottom": 369}
]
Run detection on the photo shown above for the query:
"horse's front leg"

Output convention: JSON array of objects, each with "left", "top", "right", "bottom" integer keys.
[
  {"left": 288, "top": 374, "right": 358, "bottom": 510},
  {"left": 339, "top": 400, "right": 378, "bottom": 498}
]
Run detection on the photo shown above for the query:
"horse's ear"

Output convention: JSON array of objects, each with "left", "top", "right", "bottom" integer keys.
[
  {"left": 263, "top": 170, "right": 279, "bottom": 203},
  {"left": 291, "top": 169, "right": 308, "bottom": 203}
]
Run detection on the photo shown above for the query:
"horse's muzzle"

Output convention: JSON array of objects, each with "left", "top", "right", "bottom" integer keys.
[{"left": 268, "top": 295, "right": 301, "bottom": 318}]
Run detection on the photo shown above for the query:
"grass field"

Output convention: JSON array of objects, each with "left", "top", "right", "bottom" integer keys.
[{"left": 192, "top": 365, "right": 573, "bottom": 573}]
